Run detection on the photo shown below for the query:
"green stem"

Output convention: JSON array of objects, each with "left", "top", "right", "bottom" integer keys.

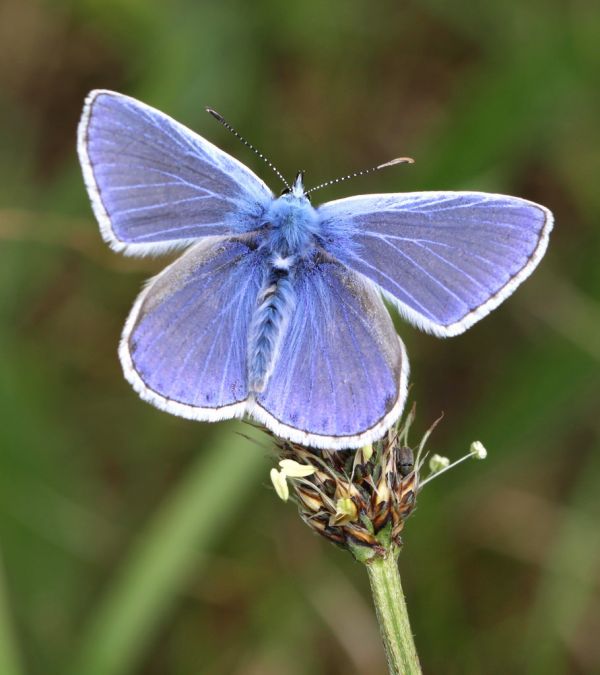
[{"left": 364, "top": 552, "right": 422, "bottom": 675}]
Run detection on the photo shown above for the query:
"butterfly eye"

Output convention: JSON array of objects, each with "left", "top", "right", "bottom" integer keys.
[{"left": 280, "top": 187, "right": 291, "bottom": 195}]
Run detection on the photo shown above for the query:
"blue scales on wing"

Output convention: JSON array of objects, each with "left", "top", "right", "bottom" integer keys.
[
  {"left": 253, "top": 258, "right": 408, "bottom": 450},
  {"left": 78, "top": 90, "right": 273, "bottom": 255},
  {"left": 120, "top": 237, "right": 263, "bottom": 419},
  {"left": 318, "top": 192, "right": 552, "bottom": 337}
]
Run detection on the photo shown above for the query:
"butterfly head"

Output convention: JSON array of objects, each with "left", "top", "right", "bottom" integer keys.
[
  {"left": 291, "top": 171, "right": 306, "bottom": 198},
  {"left": 279, "top": 171, "right": 308, "bottom": 200}
]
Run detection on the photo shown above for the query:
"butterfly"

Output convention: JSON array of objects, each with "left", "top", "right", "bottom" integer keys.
[{"left": 77, "top": 90, "right": 553, "bottom": 450}]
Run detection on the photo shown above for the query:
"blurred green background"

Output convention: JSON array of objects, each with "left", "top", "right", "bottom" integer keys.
[{"left": 0, "top": 0, "right": 599, "bottom": 673}]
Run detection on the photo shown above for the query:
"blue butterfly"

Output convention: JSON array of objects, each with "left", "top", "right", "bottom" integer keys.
[{"left": 77, "top": 90, "right": 553, "bottom": 450}]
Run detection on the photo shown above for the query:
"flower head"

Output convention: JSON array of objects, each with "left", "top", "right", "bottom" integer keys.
[{"left": 270, "top": 406, "right": 437, "bottom": 560}]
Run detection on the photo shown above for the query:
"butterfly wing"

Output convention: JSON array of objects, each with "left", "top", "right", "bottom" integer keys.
[
  {"left": 252, "top": 259, "right": 408, "bottom": 450},
  {"left": 318, "top": 192, "right": 553, "bottom": 336},
  {"left": 78, "top": 90, "right": 273, "bottom": 256},
  {"left": 120, "top": 237, "right": 262, "bottom": 419}
]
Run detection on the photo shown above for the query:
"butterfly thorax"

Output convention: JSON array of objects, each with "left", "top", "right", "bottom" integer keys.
[{"left": 263, "top": 192, "right": 319, "bottom": 260}]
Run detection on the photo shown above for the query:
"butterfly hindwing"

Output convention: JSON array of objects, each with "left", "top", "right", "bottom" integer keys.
[
  {"left": 120, "top": 237, "right": 262, "bottom": 419},
  {"left": 78, "top": 90, "right": 273, "bottom": 256},
  {"left": 318, "top": 191, "right": 552, "bottom": 336},
  {"left": 252, "top": 259, "right": 408, "bottom": 449}
]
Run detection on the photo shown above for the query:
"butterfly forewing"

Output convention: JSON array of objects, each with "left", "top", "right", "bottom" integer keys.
[
  {"left": 78, "top": 90, "right": 273, "bottom": 256},
  {"left": 318, "top": 192, "right": 552, "bottom": 336}
]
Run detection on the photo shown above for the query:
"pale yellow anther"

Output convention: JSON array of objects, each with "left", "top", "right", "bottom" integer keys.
[
  {"left": 279, "top": 459, "right": 317, "bottom": 478},
  {"left": 470, "top": 441, "right": 488, "bottom": 460},
  {"left": 429, "top": 454, "right": 450, "bottom": 474},
  {"left": 360, "top": 444, "right": 373, "bottom": 462},
  {"left": 270, "top": 468, "right": 289, "bottom": 501},
  {"left": 330, "top": 497, "right": 359, "bottom": 526}
]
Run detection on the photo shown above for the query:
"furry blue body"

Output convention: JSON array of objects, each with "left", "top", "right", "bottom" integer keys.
[{"left": 248, "top": 174, "right": 319, "bottom": 392}]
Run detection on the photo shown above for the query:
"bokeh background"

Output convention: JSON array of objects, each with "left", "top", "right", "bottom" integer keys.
[{"left": 1, "top": 1, "right": 599, "bottom": 673}]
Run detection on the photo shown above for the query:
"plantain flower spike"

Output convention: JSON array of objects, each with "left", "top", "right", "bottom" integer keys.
[{"left": 269, "top": 404, "right": 440, "bottom": 560}]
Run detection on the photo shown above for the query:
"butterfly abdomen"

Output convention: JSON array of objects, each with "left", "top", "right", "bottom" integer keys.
[{"left": 248, "top": 264, "right": 295, "bottom": 392}]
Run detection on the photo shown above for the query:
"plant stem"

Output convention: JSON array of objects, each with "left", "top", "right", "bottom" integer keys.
[{"left": 364, "top": 552, "right": 422, "bottom": 675}]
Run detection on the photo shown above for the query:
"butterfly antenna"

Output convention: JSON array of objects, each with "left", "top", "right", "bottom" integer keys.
[
  {"left": 305, "top": 156, "right": 414, "bottom": 196},
  {"left": 206, "top": 108, "right": 290, "bottom": 190}
]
